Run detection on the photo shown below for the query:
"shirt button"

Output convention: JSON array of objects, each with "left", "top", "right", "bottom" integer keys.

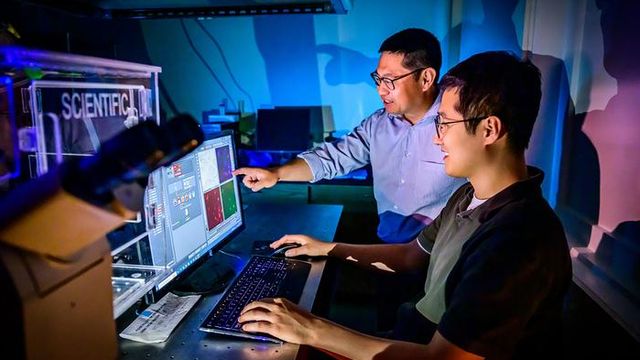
[
  {"left": 405, "top": 152, "right": 410, "bottom": 157},
  {"left": 393, "top": 205, "right": 398, "bottom": 210},
  {"left": 400, "top": 179, "right": 405, "bottom": 184}
]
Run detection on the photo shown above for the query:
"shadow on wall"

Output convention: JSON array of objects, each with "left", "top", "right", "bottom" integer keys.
[
  {"left": 262, "top": 0, "right": 571, "bottom": 204},
  {"left": 253, "top": 15, "right": 323, "bottom": 105},
  {"left": 444, "top": 0, "right": 571, "bottom": 203},
  {"left": 443, "top": 0, "right": 522, "bottom": 69},
  {"left": 316, "top": 44, "right": 378, "bottom": 87},
  {"left": 559, "top": 0, "right": 640, "bottom": 309},
  {"left": 255, "top": 24, "right": 379, "bottom": 93}
]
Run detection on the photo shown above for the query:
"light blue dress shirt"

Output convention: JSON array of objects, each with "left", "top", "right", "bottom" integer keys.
[{"left": 298, "top": 95, "right": 465, "bottom": 243}]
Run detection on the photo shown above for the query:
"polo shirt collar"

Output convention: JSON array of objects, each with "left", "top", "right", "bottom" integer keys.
[{"left": 459, "top": 166, "right": 545, "bottom": 223}]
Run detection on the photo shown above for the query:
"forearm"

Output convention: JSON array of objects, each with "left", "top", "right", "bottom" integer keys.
[
  {"left": 272, "top": 158, "right": 313, "bottom": 182},
  {"left": 309, "top": 316, "right": 391, "bottom": 360},
  {"left": 328, "top": 240, "right": 428, "bottom": 274},
  {"left": 296, "top": 120, "right": 372, "bottom": 181},
  {"left": 310, "top": 317, "right": 436, "bottom": 360},
  {"left": 310, "top": 320, "right": 483, "bottom": 360}
]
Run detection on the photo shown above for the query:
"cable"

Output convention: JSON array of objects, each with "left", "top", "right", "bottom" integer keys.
[
  {"left": 179, "top": 19, "right": 235, "bottom": 107},
  {"left": 219, "top": 249, "right": 242, "bottom": 260},
  {"left": 158, "top": 79, "right": 179, "bottom": 117},
  {"left": 194, "top": 19, "right": 256, "bottom": 113}
]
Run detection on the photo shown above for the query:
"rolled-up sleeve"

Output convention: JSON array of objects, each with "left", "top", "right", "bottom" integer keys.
[
  {"left": 297, "top": 117, "right": 372, "bottom": 182},
  {"left": 417, "top": 213, "right": 440, "bottom": 254}
]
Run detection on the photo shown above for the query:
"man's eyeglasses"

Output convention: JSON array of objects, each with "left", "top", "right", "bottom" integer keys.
[
  {"left": 434, "top": 114, "right": 488, "bottom": 138},
  {"left": 370, "top": 68, "right": 425, "bottom": 91}
]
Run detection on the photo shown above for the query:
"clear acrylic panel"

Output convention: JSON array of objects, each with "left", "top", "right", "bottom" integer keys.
[
  {"left": 0, "top": 76, "right": 20, "bottom": 183},
  {"left": 1, "top": 46, "right": 166, "bottom": 319},
  {"left": 30, "top": 81, "right": 152, "bottom": 176}
]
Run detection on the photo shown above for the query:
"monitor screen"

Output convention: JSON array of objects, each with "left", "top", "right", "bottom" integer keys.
[
  {"left": 256, "top": 108, "right": 312, "bottom": 152},
  {"left": 146, "top": 131, "right": 243, "bottom": 290}
]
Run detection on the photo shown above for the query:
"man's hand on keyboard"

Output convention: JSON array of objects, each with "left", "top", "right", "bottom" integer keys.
[
  {"left": 238, "top": 297, "right": 317, "bottom": 344},
  {"left": 270, "top": 234, "right": 336, "bottom": 257}
]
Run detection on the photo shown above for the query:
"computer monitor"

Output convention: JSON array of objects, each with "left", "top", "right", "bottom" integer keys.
[
  {"left": 144, "top": 131, "right": 244, "bottom": 291},
  {"left": 275, "top": 105, "right": 325, "bottom": 144},
  {"left": 255, "top": 107, "right": 323, "bottom": 152}
]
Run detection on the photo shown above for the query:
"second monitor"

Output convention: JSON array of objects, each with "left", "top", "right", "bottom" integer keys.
[{"left": 255, "top": 106, "right": 324, "bottom": 152}]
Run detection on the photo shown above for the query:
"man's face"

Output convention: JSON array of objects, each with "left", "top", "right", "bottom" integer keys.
[
  {"left": 374, "top": 52, "right": 426, "bottom": 117},
  {"left": 433, "top": 88, "right": 485, "bottom": 178}
]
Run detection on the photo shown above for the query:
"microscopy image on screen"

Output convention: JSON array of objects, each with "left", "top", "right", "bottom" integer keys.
[
  {"left": 203, "top": 187, "right": 224, "bottom": 230},
  {"left": 197, "top": 147, "right": 219, "bottom": 192},
  {"left": 220, "top": 180, "right": 238, "bottom": 219},
  {"left": 216, "top": 146, "right": 233, "bottom": 183}
]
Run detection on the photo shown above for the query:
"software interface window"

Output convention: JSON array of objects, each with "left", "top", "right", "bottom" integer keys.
[{"left": 146, "top": 134, "right": 242, "bottom": 290}]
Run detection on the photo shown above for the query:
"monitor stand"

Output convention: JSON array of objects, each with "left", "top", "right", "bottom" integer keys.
[{"left": 171, "top": 254, "right": 236, "bottom": 296}]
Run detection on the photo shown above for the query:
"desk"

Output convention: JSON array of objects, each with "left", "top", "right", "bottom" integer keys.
[{"left": 118, "top": 203, "right": 343, "bottom": 360}]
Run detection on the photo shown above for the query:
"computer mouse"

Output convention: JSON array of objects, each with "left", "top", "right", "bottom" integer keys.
[{"left": 271, "top": 243, "right": 302, "bottom": 257}]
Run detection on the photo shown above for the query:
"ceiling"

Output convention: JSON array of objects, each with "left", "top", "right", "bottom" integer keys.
[{"left": 19, "top": 0, "right": 353, "bottom": 18}]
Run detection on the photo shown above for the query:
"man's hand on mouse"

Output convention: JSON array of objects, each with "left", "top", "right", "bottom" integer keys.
[{"left": 270, "top": 234, "right": 336, "bottom": 258}]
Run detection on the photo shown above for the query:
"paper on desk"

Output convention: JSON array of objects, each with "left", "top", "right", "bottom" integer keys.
[{"left": 120, "top": 292, "right": 201, "bottom": 344}]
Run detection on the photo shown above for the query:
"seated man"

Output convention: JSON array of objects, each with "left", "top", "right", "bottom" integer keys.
[{"left": 238, "top": 51, "right": 572, "bottom": 359}]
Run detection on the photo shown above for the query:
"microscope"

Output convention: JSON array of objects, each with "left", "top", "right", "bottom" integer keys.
[{"left": 0, "top": 115, "right": 203, "bottom": 360}]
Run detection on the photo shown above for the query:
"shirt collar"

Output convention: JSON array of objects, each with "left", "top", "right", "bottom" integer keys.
[
  {"left": 458, "top": 166, "right": 545, "bottom": 223},
  {"left": 424, "top": 90, "right": 442, "bottom": 120}
]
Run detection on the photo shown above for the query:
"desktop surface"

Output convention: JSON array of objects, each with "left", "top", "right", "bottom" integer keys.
[{"left": 117, "top": 203, "right": 343, "bottom": 360}]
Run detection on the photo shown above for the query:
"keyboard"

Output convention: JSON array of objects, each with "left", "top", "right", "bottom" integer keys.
[{"left": 199, "top": 255, "right": 311, "bottom": 343}]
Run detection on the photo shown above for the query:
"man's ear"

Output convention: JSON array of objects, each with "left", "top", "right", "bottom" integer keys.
[
  {"left": 482, "top": 116, "right": 504, "bottom": 145},
  {"left": 421, "top": 68, "right": 437, "bottom": 91}
]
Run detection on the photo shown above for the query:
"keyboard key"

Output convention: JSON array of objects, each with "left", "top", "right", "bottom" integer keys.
[{"left": 199, "top": 255, "right": 311, "bottom": 342}]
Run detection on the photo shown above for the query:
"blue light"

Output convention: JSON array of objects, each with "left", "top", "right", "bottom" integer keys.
[
  {"left": 0, "top": 74, "right": 20, "bottom": 182},
  {"left": 0, "top": 46, "right": 45, "bottom": 69}
]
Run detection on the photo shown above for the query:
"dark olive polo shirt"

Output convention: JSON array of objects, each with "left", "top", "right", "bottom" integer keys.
[
  {"left": 416, "top": 183, "right": 483, "bottom": 323},
  {"left": 416, "top": 167, "right": 571, "bottom": 359}
]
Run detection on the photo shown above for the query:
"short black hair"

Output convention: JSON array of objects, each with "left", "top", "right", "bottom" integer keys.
[
  {"left": 379, "top": 28, "right": 442, "bottom": 81},
  {"left": 440, "top": 51, "right": 542, "bottom": 153}
]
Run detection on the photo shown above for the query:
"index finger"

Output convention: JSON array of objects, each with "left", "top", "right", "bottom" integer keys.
[
  {"left": 240, "top": 298, "right": 278, "bottom": 316},
  {"left": 233, "top": 167, "right": 250, "bottom": 176},
  {"left": 270, "top": 234, "right": 303, "bottom": 249}
]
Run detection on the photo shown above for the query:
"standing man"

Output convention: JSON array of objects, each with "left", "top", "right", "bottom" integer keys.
[
  {"left": 234, "top": 28, "right": 464, "bottom": 244},
  {"left": 239, "top": 51, "right": 572, "bottom": 359}
]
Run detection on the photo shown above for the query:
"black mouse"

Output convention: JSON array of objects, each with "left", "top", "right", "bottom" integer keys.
[{"left": 271, "top": 243, "right": 302, "bottom": 257}]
